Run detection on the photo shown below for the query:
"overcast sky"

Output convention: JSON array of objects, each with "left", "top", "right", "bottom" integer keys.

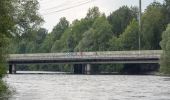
[{"left": 38, "top": 0, "right": 164, "bottom": 32}]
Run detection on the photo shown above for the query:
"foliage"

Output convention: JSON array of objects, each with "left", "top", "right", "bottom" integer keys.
[
  {"left": 163, "top": 0, "right": 170, "bottom": 24},
  {"left": 142, "top": 2, "right": 165, "bottom": 50},
  {"left": 119, "top": 19, "right": 139, "bottom": 50},
  {"left": 0, "top": 0, "right": 43, "bottom": 97},
  {"left": 0, "top": 80, "right": 11, "bottom": 99},
  {"left": 51, "top": 17, "right": 69, "bottom": 40},
  {"left": 0, "top": 0, "right": 14, "bottom": 77},
  {"left": 107, "top": 6, "right": 138, "bottom": 36},
  {"left": 13, "top": 0, "right": 44, "bottom": 37},
  {"left": 76, "top": 15, "right": 112, "bottom": 51},
  {"left": 9, "top": 0, "right": 170, "bottom": 74},
  {"left": 86, "top": 6, "right": 101, "bottom": 20},
  {"left": 160, "top": 24, "right": 170, "bottom": 75}
]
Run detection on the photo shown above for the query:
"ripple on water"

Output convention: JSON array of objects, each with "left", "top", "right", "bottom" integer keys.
[{"left": 3, "top": 73, "right": 170, "bottom": 100}]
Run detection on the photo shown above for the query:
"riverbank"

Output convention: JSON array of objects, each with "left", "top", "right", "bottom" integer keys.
[
  {"left": 0, "top": 80, "right": 12, "bottom": 99},
  {"left": 9, "top": 71, "right": 165, "bottom": 76}
]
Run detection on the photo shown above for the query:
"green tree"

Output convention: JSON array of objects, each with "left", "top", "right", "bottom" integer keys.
[
  {"left": 8, "top": 0, "right": 44, "bottom": 54},
  {"left": 107, "top": 6, "right": 138, "bottom": 36},
  {"left": 50, "top": 18, "right": 69, "bottom": 52},
  {"left": 35, "top": 28, "right": 47, "bottom": 44},
  {"left": 108, "top": 37, "right": 122, "bottom": 51},
  {"left": 13, "top": 0, "right": 43, "bottom": 37},
  {"left": 86, "top": 6, "right": 101, "bottom": 20},
  {"left": 40, "top": 34, "right": 54, "bottom": 53},
  {"left": 75, "top": 28, "right": 95, "bottom": 51},
  {"left": 160, "top": 24, "right": 170, "bottom": 75},
  {"left": 51, "top": 17, "right": 69, "bottom": 40},
  {"left": 0, "top": 0, "right": 14, "bottom": 77},
  {"left": 51, "top": 40, "right": 63, "bottom": 52},
  {"left": 142, "top": 2, "right": 165, "bottom": 50},
  {"left": 0, "top": 0, "right": 16, "bottom": 97},
  {"left": 120, "top": 19, "right": 139, "bottom": 50},
  {"left": 32, "top": 28, "right": 48, "bottom": 53},
  {"left": 53, "top": 7, "right": 101, "bottom": 52},
  {"left": 76, "top": 15, "right": 112, "bottom": 51},
  {"left": 163, "top": 0, "right": 170, "bottom": 24}
]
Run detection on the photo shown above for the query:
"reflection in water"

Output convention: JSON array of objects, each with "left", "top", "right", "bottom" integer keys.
[{"left": 3, "top": 72, "right": 170, "bottom": 100}]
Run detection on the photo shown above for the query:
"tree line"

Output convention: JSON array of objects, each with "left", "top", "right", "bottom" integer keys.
[
  {"left": 0, "top": 0, "right": 170, "bottom": 76},
  {"left": 6, "top": 0, "right": 170, "bottom": 74},
  {"left": 1, "top": 0, "right": 170, "bottom": 98}
]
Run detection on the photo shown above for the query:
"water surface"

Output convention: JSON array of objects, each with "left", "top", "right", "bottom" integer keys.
[{"left": 4, "top": 72, "right": 170, "bottom": 100}]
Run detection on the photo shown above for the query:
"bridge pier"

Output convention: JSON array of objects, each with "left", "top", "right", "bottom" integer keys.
[
  {"left": 85, "top": 64, "right": 91, "bottom": 75},
  {"left": 73, "top": 64, "right": 91, "bottom": 74},
  {"left": 73, "top": 64, "right": 84, "bottom": 74},
  {"left": 9, "top": 64, "right": 16, "bottom": 74}
]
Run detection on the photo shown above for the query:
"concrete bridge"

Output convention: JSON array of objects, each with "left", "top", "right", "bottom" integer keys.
[{"left": 7, "top": 50, "right": 162, "bottom": 74}]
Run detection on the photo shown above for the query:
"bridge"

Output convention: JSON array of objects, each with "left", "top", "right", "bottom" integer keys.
[{"left": 7, "top": 50, "right": 162, "bottom": 74}]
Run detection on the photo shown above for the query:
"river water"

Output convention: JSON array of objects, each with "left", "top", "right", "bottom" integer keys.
[{"left": 3, "top": 72, "right": 170, "bottom": 100}]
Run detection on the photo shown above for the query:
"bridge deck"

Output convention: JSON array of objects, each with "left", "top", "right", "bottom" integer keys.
[{"left": 7, "top": 50, "right": 162, "bottom": 64}]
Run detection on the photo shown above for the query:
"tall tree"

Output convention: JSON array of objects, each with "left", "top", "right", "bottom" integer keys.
[
  {"left": 107, "top": 6, "right": 138, "bottom": 36},
  {"left": 0, "top": 0, "right": 14, "bottom": 77},
  {"left": 50, "top": 18, "right": 69, "bottom": 52},
  {"left": 142, "top": 2, "right": 165, "bottom": 50},
  {"left": 160, "top": 24, "right": 170, "bottom": 75},
  {"left": 51, "top": 17, "right": 69, "bottom": 40},
  {"left": 13, "top": 0, "right": 43, "bottom": 37},
  {"left": 85, "top": 6, "right": 101, "bottom": 20},
  {"left": 120, "top": 19, "right": 139, "bottom": 50},
  {"left": 76, "top": 15, "right": 112, "bottom": 51},
  {"left": 163, "top": 0, "right": 170, "bottom": 24},
  {"left": 40, "top": 34, "right": 54, "bottom": 53},
  {"left": 9, "top": 0, "right": 44, "bottom": 54}
]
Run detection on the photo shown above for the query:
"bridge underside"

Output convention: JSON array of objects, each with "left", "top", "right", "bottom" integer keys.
[
  {"left": 8, "top": 58, "right": 159, "bottom": 74},
  {"left": 8, "top": 58, "right": 159, "bottom": 64}
]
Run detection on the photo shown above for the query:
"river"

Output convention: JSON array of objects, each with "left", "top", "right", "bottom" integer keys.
[{"left": 3, "top": 71, "right": 170, "bottom": 100}]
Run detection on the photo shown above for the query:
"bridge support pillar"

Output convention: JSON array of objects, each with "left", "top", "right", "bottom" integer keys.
[
  {"left": 73, "top": 64, "right": 91, "bottom": 74},
  {"left": 85, "top": 64, "right": 91, "bottom": 75},
  {"left": 9, "top": 64, "right": 16, "bottom": 74},
  {"left": 73, "top": 64, "right": 85, "bottom": 74}
]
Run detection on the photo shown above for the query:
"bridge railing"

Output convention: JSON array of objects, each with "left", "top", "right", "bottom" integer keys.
[{"left": 8, "top": 50, "right": 162, "bottom": 61}]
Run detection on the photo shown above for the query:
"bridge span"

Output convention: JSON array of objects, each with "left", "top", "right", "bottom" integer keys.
[{"left": 7, "top": 50, "right": 162, "bottom": 74}]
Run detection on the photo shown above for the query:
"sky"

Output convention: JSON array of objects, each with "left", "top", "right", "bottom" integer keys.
[{"left": 38, "top": 0, "right": 164, "bottom": 32}]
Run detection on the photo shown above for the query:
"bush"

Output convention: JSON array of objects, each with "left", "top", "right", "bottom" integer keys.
[{"left": 160, "top": 24, "right": 170, "bottom": 75}]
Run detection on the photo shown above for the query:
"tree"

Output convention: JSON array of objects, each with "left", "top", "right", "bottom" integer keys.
[
  {"left": 119, "top": 19, "right": 139, "bottom": 50},
  {"left": 51, "top": 17, "right": 69, "bottom": 40},
  {"left": 75, "top": 28, "right": 95, "bottom": 51},
  {"left": 51, "top": 40, "right": 63, "bottom": 52},
  {"left": 107, "top": 6, "right": 138, "bottom": 36},
  {"left": 160, "top": 24, "right": 170, "bottom": 75},
  {"left": 40, "top": 34, "right": 54, "bottom": 53},
  {"left": 86, "top": 7, "right": 101, "bottom": 20},
  {"left": 163, "top": 0, "right": 170, "bottom": 24},
  {"left": 13, "top": 0, "right": 43, "bottom": 37},
  {"left": 0, "top": 0, "right": 14, "bottom": 77},
  {"left": 50, "top": 18, "right": 69, "bottom": 52},
  {"left": 142, "top": 2, "right": 165, "bottom": 50},
  {"left": 33, "top": 28, "right": 47, "bottom": 52},
  {"left": 0, "top": 0, "right": 16, "bottom": 96},
  {"left": 35, "top": 28, "right": 47, "bottom": 44},
  {"left": 76, "top": 15, "right": 112, "bottom": 51}
]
